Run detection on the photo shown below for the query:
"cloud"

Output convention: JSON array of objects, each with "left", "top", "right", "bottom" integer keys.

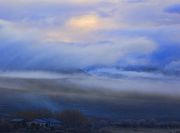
[
  {"left": 67, "top": 14, "right": 118, "bottom": 31},
  {"left": 0, "top": 17, "right": 158, "bottom": 71},
  {"left": 0, "top": 71, "right": 180, "bottom": 99},
  {"left": 0, "top": 19, "right": 40, "bottom": 42},
  {"left": 165, "top": 60, "right": 180, "bottom": 72},
  {"left": 0, "top": 0, "right": 179, "bottom": 71},
  {"left": 0, "top": 0, "right": 130, "bottom": 6},
  {"left": 0, "top": 19, "right": 157, "bottom": 70},
  {"left": 103, "top": 0, "right": 180, "bottom": 29},
  {"left": 0, "top": 0, "right": 100, "bottom": 5},
  {"left": 42, "top": 13, "right": 118, "bottom": 43},
  {"left": 66, "top": 14, "right": 100, "bottom": 31},
  {"left": 1, "top": 71, "right": 180, "bottom": 118}
]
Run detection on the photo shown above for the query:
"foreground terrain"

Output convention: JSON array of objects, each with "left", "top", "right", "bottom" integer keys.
[{"left": 103, "top": 127, "right": 179, "bottom": 133}]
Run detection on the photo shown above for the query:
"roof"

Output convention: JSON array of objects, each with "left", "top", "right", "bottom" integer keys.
[
  {"left": 32, "top": 119, "right": 47, "bottom": 123},
  {"left": 43, "top": 118, "right": 62, "bottom": 124},
  {"left": 10, "top": 118, "right": 25, "bottom": 122},
  {"left": 31, "top": 118, "right": 62, "bottom": 124}
]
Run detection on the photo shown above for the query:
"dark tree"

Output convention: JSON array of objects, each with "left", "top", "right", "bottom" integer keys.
[
  {"left": 59, "top": 110, "right": 91, "bottom": 133},
  {"left": 14, "top": 109, "right": 52, "bottom": 120},
  {"left": 0, "top": 119, "right": 13, "bottom": 132}
]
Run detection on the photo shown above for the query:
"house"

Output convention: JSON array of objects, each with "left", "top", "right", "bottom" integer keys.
[
  {"left": 28, "top": 118, "right": 62, "bottom": 128},
  {"left": 28, "top": 118, "right": 47, "bottom": 127},
  {"left": 43, "top": 118, "right": 62, "bottom": 127},
  {"left": 10, "top": 118, "right": 26, "bottom": 124},
  {"left": 10, "top": 118, "right": 26, "bottom": 128}
]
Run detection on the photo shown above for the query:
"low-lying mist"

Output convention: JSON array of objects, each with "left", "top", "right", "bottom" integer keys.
[{"left": 0, "top": 71, "right": 180, "bottom": 119}]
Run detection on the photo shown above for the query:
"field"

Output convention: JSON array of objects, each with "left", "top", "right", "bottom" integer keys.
[{"left": 103, "top": 127, "right": 179, "bottom": 133}]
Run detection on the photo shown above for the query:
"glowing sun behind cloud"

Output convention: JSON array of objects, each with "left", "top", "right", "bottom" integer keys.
[{"left": 67, "top": 15, "right": 101, "bottom": 31}]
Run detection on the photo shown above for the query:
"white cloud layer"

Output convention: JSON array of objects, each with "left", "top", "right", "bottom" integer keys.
[{"left": 0, "top": 0, "right": 179, "bottom": 70}]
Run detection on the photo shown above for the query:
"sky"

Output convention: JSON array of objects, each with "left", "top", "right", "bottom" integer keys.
[
  {"left": 0, "top": 0, "right": 179, "bottom": 72},
  {"left": 0, "top": 0, "right": 180, "bottom": 118}
]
